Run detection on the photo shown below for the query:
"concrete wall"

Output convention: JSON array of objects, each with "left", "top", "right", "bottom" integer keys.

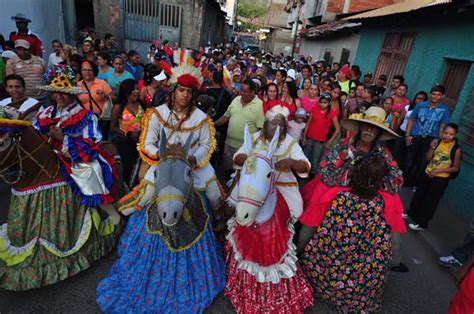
[
  {"left": 0, "top": 0, "right": 66, "bottom": 57},
  {"left": 92, "top": 0, "right": 121, "bottom": 42},
  {"left": 353, "top": 19, "right": 474, "bottom": 219},
  {"left": 267, "top": 29, "right": 293, "bottom": 55},
  {"left": 299, "top": 32, "right": 360, "bottom": 64}
]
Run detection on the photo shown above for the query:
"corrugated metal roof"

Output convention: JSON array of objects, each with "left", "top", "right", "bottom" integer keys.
[
  {"left": 343, "top": 0, "right": 452, "bottom": 20},
  {"left": 301, "top": 21, "right": 361, "bottom": 38}
]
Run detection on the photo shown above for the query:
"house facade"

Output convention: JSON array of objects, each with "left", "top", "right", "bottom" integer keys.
[
  {"left": 286, "top": 0, "right": 402, "bottom": 61},
  {"left": 350, "top": 1, "right": 474, "bottom": 218}
]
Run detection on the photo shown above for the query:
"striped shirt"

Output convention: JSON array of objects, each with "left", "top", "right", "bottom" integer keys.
[{"left": 5, "top": 56, "right": 47, "bottom": 98}]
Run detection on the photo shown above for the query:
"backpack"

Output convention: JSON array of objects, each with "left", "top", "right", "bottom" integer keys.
[{"left": 435, "top": 139, "right": 462, "bottom": 179}]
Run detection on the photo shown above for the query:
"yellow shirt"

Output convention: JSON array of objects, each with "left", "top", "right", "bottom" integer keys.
[{"left": 425, "top": 141, "right": 455, "bottom": 178}]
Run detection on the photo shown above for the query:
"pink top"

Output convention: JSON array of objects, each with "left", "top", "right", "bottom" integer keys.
[
  {"left": 392, "top": 96, "right": 409, "bottom": 113},
  {"left": 300, "top": 96, "right": 319, "bottom": 113}
]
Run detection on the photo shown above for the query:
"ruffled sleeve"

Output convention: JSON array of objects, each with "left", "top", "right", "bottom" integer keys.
[{"left": 138, "top": 108, "right": 161, "bottom": 165}]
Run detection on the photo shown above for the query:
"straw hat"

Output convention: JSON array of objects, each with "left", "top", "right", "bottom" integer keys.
[
  {"left": 39, "top": 65, "right": 87, "bottom": 95},
  {"left": 342, "top": 106, "right": 400, "bottom": 141}
]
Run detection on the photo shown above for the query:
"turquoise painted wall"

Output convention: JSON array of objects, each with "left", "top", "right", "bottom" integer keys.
[{"left": 353, "top": 20, "right": 474, "bottom": 219}]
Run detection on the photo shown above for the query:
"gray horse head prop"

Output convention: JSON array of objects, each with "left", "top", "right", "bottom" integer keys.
[{"left": 154, "top": 129, "right": 194, "bottom": 226}]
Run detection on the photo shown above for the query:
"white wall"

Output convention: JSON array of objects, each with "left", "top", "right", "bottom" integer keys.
[
  {"left": 0, "top": 0, "right": 65, "bottom": 57},
  {"left": 299, "top": 32, "right": 360, "bottom": 64}
]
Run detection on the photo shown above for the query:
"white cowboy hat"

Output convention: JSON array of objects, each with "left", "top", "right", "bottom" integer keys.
[{"left": 342, "top": 106, "right": 400, "bottom": 141}]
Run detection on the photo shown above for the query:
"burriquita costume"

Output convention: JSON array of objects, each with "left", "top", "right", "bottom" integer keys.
[
  {"left": 96, "top": 62, "right": 226, "bottom": 312},
  {"left": 34, "top": 101, "right": 118, "bottom": 206},
  {"left": 0, "top": 66, "right": 120, "bottom": 290},
  {"left": 225, "top": 106, "right": 314, "bottom": 313},
  {"left": 138, "top": 104, "right": 222, "bottom": 208}
]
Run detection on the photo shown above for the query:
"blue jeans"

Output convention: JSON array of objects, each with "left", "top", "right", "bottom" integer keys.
[
  {"left": 303, "top": 139, "right": 325, "bottom": 175},
  {"left": 452, "top": 219, "right": 474, "bottom": 263}
]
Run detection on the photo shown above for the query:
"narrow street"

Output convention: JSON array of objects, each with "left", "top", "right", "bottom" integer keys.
[{"left": 0, "top": 184, "right": 459, "bottom": 313}]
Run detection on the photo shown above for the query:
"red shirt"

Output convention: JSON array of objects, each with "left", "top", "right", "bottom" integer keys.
[
  {"left": 280, "top": 99, "right": 297, "bottom": 120},
  {"left": 306, "top": 108, "right": 337, "bottom": 142},
  {"left": 10, "top": 31, "right": 43, "bottom": 57},
  {"left": 262, "top": 98, "right": 282, "bottom": 113}
]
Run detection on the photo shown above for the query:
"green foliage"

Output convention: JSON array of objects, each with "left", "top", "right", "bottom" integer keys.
[{"left": 238, "top": 0, "right": 267, "bottom": 18}]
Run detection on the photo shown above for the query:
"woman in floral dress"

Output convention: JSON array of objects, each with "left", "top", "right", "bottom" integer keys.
[{"left": 301, "top": 154, "right": 392, "bottom": 313}]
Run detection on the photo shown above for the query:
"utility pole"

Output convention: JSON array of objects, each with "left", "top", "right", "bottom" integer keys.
[{"left": 291, "top": 2, "right": 302, "bottom": 58}]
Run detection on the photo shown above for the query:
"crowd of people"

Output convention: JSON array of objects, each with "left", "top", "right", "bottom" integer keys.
[{"left": 0, "top": 12, "right": 472, "bottom": 313}]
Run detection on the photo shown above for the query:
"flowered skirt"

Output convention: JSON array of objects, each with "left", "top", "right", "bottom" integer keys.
[
  {"left": 301, "top": 191, "right": 392, "bottom": 313},
  {"left": 0, "top": 180, "right": 120, "bottom": 291},
  {"left": 96, "top": 192, "right": 226, "bottom": 313}
]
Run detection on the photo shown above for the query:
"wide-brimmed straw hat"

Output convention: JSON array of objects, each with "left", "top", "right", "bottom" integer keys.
[
  {"left": 38, "top": 65, "right": 87, "bottom": 95},
  {"left": 342, "top": 106, "right": 400, "bottom": 141}
]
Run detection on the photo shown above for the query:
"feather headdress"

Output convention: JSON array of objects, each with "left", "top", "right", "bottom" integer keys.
[{"left": 169, "top": 59, "right": 204, "bottom": 90}]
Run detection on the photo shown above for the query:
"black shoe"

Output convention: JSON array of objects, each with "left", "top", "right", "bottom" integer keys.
[{"left": 391, "top": 263, "right": 409, "bottom": 273}]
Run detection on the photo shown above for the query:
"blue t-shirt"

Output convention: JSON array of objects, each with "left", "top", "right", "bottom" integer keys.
[
  {"left": 97, "top": 66, "right": 114, "bottom": 81},
  {"left": 106, "top": 70, "right": 135, "bottom": 94},
  {"left": 125, "top": 62, "right": 144, "bottom": 80},
  {"left": 410, "top": 101, "right": 450, "bottom": 137}
]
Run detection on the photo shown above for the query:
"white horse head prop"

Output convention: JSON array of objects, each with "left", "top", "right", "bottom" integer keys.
[{"left": 235, "top": 125, "right": 280, "bottom": 226}]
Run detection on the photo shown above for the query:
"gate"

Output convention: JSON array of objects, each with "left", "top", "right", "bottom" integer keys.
[
  {"left": 123, "top": 0, "right": 182, "bottom": 56},
  {"left": 374, "top": 32, "right": 416, "bottom": 84}
]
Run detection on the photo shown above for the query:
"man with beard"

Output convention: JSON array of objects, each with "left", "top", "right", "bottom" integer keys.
[{"left": 297, "top": 106, "right": 409, "bottom": 272}]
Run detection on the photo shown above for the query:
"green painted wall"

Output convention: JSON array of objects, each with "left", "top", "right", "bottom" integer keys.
[{"left": 353, "top": 20, "right": 474, "bottom": 219}]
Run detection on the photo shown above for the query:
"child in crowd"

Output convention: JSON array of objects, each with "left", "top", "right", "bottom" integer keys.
[
  {"left": 288, "top": 107, "right": 307, "bottom": 141},
  {"left": 303, "top": 93, "right": 340, "bottom": 176},
  {"left": 406, "top": 123, "right": 462, "bottom": 231}
]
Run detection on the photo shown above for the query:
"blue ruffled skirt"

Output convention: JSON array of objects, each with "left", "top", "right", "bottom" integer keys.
[{"left": 96, "top": 193, "right": 226, "bottom": 313}]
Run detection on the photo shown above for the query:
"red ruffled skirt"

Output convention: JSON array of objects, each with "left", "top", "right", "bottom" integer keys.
[{"left": 225, "top": 192, "right": 314, "bottom": 313}]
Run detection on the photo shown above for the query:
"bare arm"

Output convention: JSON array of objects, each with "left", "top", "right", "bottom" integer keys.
[
  {"left": 214, "top": 115, "right": 230, "bottom": 127},
  {"left": 327, "top": 116, "right": 340, "bottom": 147},
  {"left": 109, "top": 104, "right": 125, "bottom": 136}
]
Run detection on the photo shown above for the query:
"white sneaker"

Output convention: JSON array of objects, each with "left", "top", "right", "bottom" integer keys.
[
  {"left": 402, "top": 213, "right": 409, "bottom": 219},
  {"left": 408, "top": 223, "right": 426, "bottom": 231},
  {"left": 438, "top": 255, "right": 462, "bottom": 267}
]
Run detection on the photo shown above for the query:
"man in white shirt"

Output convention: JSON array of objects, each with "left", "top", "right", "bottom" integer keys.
[
  {"left": 47, "top": 39, "right": 63, "bottom": 66},
  {"left": 0, "top": 74, "right": 40, "bottom": 120}
]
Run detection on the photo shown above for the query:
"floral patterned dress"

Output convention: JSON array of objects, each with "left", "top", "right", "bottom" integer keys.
[{"left": 301, "top": 191, "right": 392, "bottom": 313}]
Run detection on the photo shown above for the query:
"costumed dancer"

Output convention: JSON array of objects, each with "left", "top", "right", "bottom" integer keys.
[
  {"left": 96, "top": 62, "right": 226, "bottom": 313},
  {"left": 34, "top": 65, "right": 121, "bottom": 224},
  {"left": 296, "top": 106, "right": 407, "bottom": 265},
  {"left": 0, "top": 66, "right": 121, "bottom": 291},
  {"left": 300, "top": 154, "right": 393, "bottom": 312},
  {"left": 225, "top": 106, "right": 314, "bottom": 313}
]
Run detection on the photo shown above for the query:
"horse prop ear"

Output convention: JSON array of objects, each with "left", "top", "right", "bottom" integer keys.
[
  {"left": 267, "top": 126, "right": 280, "bottom": 159},
  {"left": 183, "top": 133, "right": 193, "bottom": 154},
  {"left": 159, "top": 128, "right": 167, "bottom": 156},
  {"left": 243, "top": 124, "right": 253, "bottom": 153}
]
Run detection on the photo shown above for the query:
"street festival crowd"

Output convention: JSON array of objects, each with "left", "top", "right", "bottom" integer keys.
[{"left": 0, "top": 13, "right": 473, "bottom": 313}]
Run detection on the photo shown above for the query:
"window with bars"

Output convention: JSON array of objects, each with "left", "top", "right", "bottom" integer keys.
[
  {"left": 374, "top": 32, "right": 416, "bottom": 84},
  {"left": 441, "top": 59, "right": 472, "bottom": 113}
]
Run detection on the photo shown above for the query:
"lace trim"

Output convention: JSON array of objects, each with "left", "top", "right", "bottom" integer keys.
[
  {"left": 226, "top": 216, "right": 298, "bottom": 283},
  {"left": 11, "top": 180, "right": 68, "bottom": 196},
  {"left": 0, "top": 209, "right": 111, "bottom": 265}
]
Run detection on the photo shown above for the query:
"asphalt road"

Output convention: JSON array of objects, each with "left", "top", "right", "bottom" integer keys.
[{"left": 0, "top": 183, "right": 458, "bottom": 313}]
